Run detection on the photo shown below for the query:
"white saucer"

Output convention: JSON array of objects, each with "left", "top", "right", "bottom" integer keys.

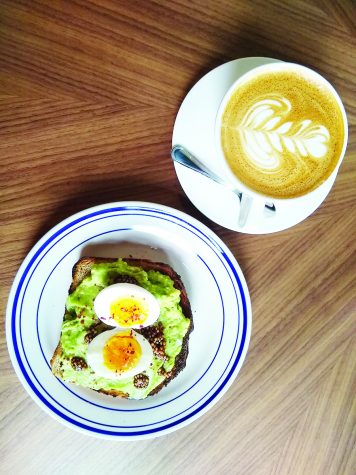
[{"left": 172, "top": 57, "right": 337, "bottom": 234}]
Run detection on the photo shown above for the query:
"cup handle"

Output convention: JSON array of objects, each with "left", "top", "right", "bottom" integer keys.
[
  {"left": 238, "top": 194, "right": 277, "bottom": 227},
  {"left": 238, "top": 193, "right": 253, "bottom": 227}
]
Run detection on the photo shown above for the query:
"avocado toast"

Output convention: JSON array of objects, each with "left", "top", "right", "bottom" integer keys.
[{"left": 51, "top": 257, "right": 193, "bottom": 399}]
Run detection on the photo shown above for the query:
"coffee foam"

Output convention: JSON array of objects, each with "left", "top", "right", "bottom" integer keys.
[{"left": 221, "top": 70, "right": 345, "bottom": 198}]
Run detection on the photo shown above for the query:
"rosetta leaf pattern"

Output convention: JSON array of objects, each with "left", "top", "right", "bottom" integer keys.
[{"left": 237, "top": 95, "right": 330, "bottom": 170}]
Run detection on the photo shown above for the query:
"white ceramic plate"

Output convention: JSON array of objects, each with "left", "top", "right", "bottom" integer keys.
[
  {"left": 172, "top": 57, "right": 336, "bottom": 233},
  {"left": 6, "top": 202, "right": 251, "bottom": 440}
]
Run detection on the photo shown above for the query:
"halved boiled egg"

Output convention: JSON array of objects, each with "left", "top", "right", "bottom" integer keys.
[
  {"left": 86, "top": 328, "right": 153, "bottom": 379},
  {"left": 94, "top": 283, "right": 160, "bottom": 328}
]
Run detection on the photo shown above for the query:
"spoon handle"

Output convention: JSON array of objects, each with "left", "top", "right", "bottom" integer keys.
[
  {"left": 171, "top": 145, "right": 228, "bottom": 187},
  {"left": 171, "top": 144, "right": 276, "bottom": 226}
]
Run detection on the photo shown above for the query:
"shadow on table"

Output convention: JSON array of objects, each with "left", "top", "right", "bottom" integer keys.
[
  {"left": 181, "top": 12, "right": 323, "bottom": 100},
  {"left": 30, "top": 173, "right": 218, "bottom": 249}
]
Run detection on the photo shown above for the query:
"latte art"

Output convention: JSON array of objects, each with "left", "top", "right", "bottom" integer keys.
[
  {"left": 236, "top": 95, "right": 330, "bottom": 170},
  {"left": 221, "top": 70, "right": 345, "bottom": 199}
]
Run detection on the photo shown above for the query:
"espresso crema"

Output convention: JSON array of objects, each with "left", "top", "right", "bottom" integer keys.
[{"left": 221, "top": 70, "right": 345, "bottom": 198}]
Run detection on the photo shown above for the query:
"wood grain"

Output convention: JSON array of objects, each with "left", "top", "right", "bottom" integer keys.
[{"left": 0, "top": 1, "right": 355, "bottom": 474}]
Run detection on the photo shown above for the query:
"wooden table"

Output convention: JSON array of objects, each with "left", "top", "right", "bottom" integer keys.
[{"left": 1, "top": 1, "right": 355, "bottom": 473}]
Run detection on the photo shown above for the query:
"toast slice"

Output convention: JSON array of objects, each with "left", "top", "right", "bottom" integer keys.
[{"left": 51, "top": 257, "right": 193, "bottom": 398}]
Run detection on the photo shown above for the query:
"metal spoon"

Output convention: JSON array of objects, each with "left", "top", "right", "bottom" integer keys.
[{"left": 171, "top": 144, "right": 276, "bottom": 226}]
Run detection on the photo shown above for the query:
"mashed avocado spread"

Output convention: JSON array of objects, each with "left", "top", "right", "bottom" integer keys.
[{"left": 59, "top": 259, "right": 190, "bottom": 399}]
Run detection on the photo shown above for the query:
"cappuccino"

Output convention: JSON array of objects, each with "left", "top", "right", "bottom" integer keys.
[{"left": 220, "top": 69, "right": 345, "bottom": 198}]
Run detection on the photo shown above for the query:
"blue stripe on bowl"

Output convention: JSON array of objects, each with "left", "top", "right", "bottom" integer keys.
[
  {"left": 33, "top": 228, "right": 225, "bottom": 415},
  {"left": 28, "top": 217, "right": 228, "bottom": 424},
  {"left": 10, "top": 205, "right": 248, "bottom": 436}
]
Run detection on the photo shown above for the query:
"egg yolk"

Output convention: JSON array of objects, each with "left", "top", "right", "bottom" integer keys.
[
  {"left": 110, "top": 296, "right": 149, "bottom": 327},
  {"left": 103, "top": 332, "right": 142, "bottom": 374}
]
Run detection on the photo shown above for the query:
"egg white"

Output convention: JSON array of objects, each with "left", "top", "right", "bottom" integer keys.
[
  {"left": 93, "top": 283, "right": 160, "bottom": 328},
  {"left": 86, "top": 328, "right": 154, "bottom": 380}
]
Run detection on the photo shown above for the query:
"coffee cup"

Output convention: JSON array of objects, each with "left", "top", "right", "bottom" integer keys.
[{"left": 215, "top": 62, "right": 348, "bottom": 226}]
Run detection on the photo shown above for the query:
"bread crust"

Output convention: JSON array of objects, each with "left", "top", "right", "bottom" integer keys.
[{"left": 50, "top": 257, "right": 193, "bottom": 398}]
